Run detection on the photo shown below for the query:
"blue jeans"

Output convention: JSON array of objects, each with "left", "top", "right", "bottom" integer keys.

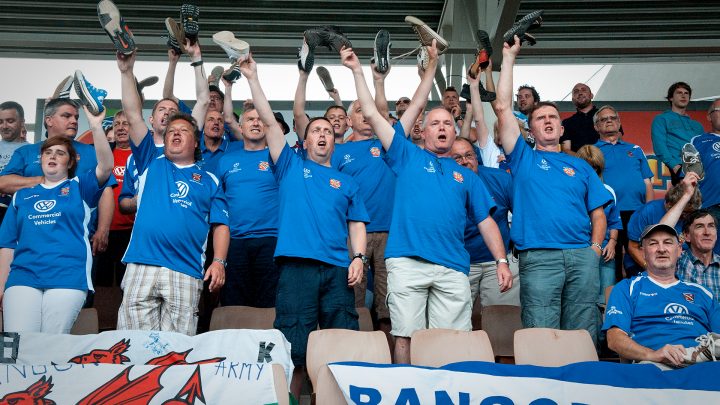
[
  {"left": 598, "top": 257, "right": 616, "bottom": 305},
  {"left": 518, "top": 247, "right": 600, "bottom": 346}
]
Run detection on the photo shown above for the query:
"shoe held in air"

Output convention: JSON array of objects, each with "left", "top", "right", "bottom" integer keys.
[
  {"left": 213, "top": 31, "right": 250, "bottom": 62},
  {"left": 682, "top": 142, "right": 705, "bottom": 180},
  {"left": 74, "top": 70, "right": 107, "bottom": 115},
  {"left": 503, "top": 10, "right": 544, "bottom": 46},
  {"left": 468, "top": 29, "right": 492, "bottom": 79},
  {"left": 97, "top": 0, "right": 136, "bottom": 55},
  {"left": 405, "top": 15, "right": 448, "bottom": 54},
  {"left": 373, "top": 29, "right": 391, "bottom": 74},
  {"left": 316, "top": 66, "right": 335, "bottom": 92},
  {"left": 52, "top": 75, "right": 73, "bottom": 100},
  {"left": 181, "top": 4, "right": 200, "bottom": 42},
  {"left": 222, "top": 63, "right": 242, "bottom": 83},
  {"left": 164, "top": 17, "right": 185, "bottom": 54},
  {"left": 209, "top": 66, "right": 224, "bottom": 88}
]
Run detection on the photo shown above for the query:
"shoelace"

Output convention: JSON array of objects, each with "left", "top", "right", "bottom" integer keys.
[
  {"left": 694, "top": 333, "right": 717, "bottom": 361},
  {"left": 684, "top": 155, "right": 700, "bottom": 164}
]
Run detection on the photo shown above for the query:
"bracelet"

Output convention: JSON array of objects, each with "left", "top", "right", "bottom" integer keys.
[
  {"left": 495, "top": 258, "right": 509, "bottom": 265},
  {"left": 591, "top": 242, "right": 602, "bottom": 250},
  {"left": 190, "top": 59, "right": 203, "bottom": 67},
  {"left": 213, "top": 257, "right": 227, "bottom": 267}
]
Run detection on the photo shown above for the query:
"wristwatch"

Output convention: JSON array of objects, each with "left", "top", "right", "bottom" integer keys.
[
  {"left": 495, "top": 258, "right": 509, "bottom": 265},
  {"left": 213, "top": 258, "right": 227, "bottom": 267},
  {"left": 352, "top": 253, "right": 368, "bottom": 265}
]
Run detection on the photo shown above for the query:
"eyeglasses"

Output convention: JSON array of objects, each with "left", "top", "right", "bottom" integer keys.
[
  {"left": 453, "top": 153, "right": 476, "bottom": 163},
  {"left": 597, "top": 115, "right": 619, "bottom": 123},
  {"left": 396, "top": 99, "right": 411, "bottom": 105},
  {"left": 710, "top": 108, "right": 720, "bottom": 114}
]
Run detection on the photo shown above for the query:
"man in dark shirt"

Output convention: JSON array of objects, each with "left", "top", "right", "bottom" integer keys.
[{"left": 561, "top": 83, "right": 599, "bottom": 154}]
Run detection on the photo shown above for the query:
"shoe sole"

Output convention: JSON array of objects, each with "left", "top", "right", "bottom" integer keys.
[
  {"left": 212, "top": 31, "right": 250, "bottom": 61},
  {"left": 97, "top": 0, "right": 135, "bottom": 55},
  {"left": 137, "top": 76, "right": 159, "bottom": 89},
  {"left": 503, "top": 10, "right": 544, "bottom": 46},
  {"left": 405, "top": 15, "right": 448, "bottom": 54},
  {"left": 222, "top": 65, "right": 241, "bottom": 83},
  {"left": 209, "top": 66, "right": 224, "bottom": 87},
  {"left": 374, "top": 29, "right": 391, "bottom": 74},
  {"left": 299, "top": 31, "right": 323, "bottom": 72},
  {"left": 52, "top": 75, "right": 73, "bottom": 100},
  {"left": 165, "top": 17, "right": 184, "bottom": 53},
  {"left": 181, "top": 4, "right": 200, "bottom": 38},
  {"left": 682, "top": 143, "right": 705, "bottom": 180},
  {"left": 73, "top": 70, "right": 103, "bottom": 115},
  {"left": 316, "top": 66, "right": 334, "bottom": 91}
]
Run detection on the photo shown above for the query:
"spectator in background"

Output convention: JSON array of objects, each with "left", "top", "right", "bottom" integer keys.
[
  {"left": 676, "top": 210, "right": 719, "bottom": 301},
  {"left": 651, "top": 82, "right": 704, "bottom": 185},
  {"left": 560, "top": 83, "right": 599, "bottom": 154},
  {"left": 0, "top": 101, "right": 29, "bottom": 221}
]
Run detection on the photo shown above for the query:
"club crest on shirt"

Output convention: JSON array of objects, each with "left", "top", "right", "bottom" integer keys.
[
  {"left": 537, "top": 158, "right": 550, "bottom": 171},
  {"left": 329, "top": 179, "right": 341, "bottom": 189},
  {"left": 229, "top": 162, "right": 242, "bottom": 173},
  {"left": 304, "top": 168, "right": 312, "bottom": 178},
  {"left": 370, "top": 147, "right": 381, "bottom": 157},
  {"left": 563, "top": 167, "right": 575, "bottom": 177},
  {"left": 343, "top": 154, "right": 355, "bottom": 165},
  {"left": 191, "top": 173, "right": 202, "bottom": 183},
  {"left": 626, "top": 150, "right": 634, "bottom": 158},
  {"left": 683, "top": 293, "right": 695, "bottom": 303},
  {"left": 258, "top": 161, "right": 270, "bottom": 171},
  {"left": 452, "top": 171, "right": 464, "bottom": 183},
  {"left": 424, "top": 161, "right": 436, "bottom": 173},
  {"left": 33, "top": 200, "right": 56, "bottom": 212},
  {"left": 60, "top": 187, "right": 70, "bottom": 196}
]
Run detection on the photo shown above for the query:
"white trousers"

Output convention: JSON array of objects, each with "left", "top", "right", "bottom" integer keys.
[{"left": 3, "top": 286, "right": 86, "bottom": 333}]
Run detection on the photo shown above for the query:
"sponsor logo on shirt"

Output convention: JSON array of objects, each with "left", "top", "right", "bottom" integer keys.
[
  {"left": 329, "top": 179, "right": 341, "bottom": 189},
  {"left": 606, "top": 306, "right": 622, "bottom": 316},
  {"left": 639, "top": 292, "right": 657, "bottom": 297},
  {"left": 683, "top": 293, "right": 695, "bottom": 303},
  {"left": 537, "top": 159, "right": 550, "bottom": 171},
  {"left": 34, "top": 200, "right": 56, "bottom": 212},
  {"left": 170, "top": 181, "right": 193, "bottom": 208},
  {"left": 258, "top": 161, "right": 269, "bottom": 171},
  {"left": 370, "top": 147, "right": 381, "bottom": 157},
  {"left": 563, "top": 167, "right": 575, "bottom": 177},
  {"left": 664, "top": 302, "right": 694, "bottom": 326},
  {"left": 60, "top": 187, "right": 70, "bottom": 196},
  {"left": 304, "top": 168, "right": 312, "bottom": 178},
  {"left": 424, "top": 161, "right": 436, "bottom": 173},
  {"left": 713, "top": 142, "right": 720, "bottom": 153},
  {"left": 452, "top": 171, "right": 464, "bottom": 183},
  {"left": 113, "top": 166, "right": 126, "bottom": 177}
]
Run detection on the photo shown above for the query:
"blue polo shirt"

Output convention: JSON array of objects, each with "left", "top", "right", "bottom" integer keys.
[
  {"left": 595, "top": 139, "right": 654, "bottom": 211},
  {"left": 332, "top": 138, "right": 396, "bottom": 233},
  {"left": 272, "top": 143, "right": 369, "bottom": 267},
  {"left": 651, "top": 110, "right": 704, "bottom": 169},
  {"left": 122, "top": 133, "right": 229, "bottom": 279},
  {"left": 464, "top": 166, "right": 512, "bottom": 263},
  {"left": 0, "top": 170, "right": 107, "bottom": 291},
  {"left": 691, "top": 133, "right": 720, "bottom": 208},
  {"left": 198, "top": 135, "right": 229, "bottom": 175},
  {"left": 384, "top": 128, "right": 495, "bottom": 274},
  {"left": 603, "top": 273, "right": 720, "bottom": 350},
  {"left": 217, "top": 147, "right": 279, "bottom": 239},
  {"left": 507, "top": 136, "right": 611, "bottom": 250}
]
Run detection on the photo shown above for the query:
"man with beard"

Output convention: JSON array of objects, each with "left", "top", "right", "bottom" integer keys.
[
  {"left": 560, "top": 83, "right": 600, "bottom": 154},
  {"left": 0, "top": 101, "right": 28, "bottom": 220}
]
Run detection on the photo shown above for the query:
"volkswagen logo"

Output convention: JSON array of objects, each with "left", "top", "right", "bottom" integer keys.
[
  {"left": 113, "top": 166, "right": 126, "bottom": 177},
  {"left": 713, "top": 142, "right": 720, "bottom": 153},
  {"left": 34, "top": 200, "right": 56, "bottom": 212},
  {"left": 170, "top": 181, "right": 189, "bottom": 199},
  {"left": 664, "top": 303, "right": 689, "bottom": 315}
]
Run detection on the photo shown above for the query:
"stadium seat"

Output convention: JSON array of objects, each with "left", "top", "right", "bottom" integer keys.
[
  {"left": 410, "top": 329, "right": 494, "bottom": 367},
  {"left": 514, "top": 328, "right": 599, "bottom": 366},
  {"left": 70, "top": 308, "right": 99, "bottom": 335},
  {"left": 480, "top": 305, "right": 523, "bottom": 363},
  {"left": 272, "top": 363, "right": 290, "bottom": 405},
  {"left": 357, "top": 307, "right": 373, "bottom": 331},
  {"left": 208, "top": 306, "right": 276, "bottom": 330},
  {"left": 306, "top": 329, "right": 391, "bottom": 403}
]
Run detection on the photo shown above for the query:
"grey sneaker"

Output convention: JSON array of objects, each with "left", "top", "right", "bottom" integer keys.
[
  {"left": 316, "top": 66, "right": 335, "bottom": 92},
  {"left": 405, "top": 15, "right": 448, "bottom": 54},
  {"left": 684, "top": 332, "right": 720, "bottom": 364},
  {"left": 209, "top": 66, "right": 224, "bottom": 88},
  {"left": 682, "top": 143, "right": 705, "bottom": 180},
  {"left": 222, "top": 63, "right": 242, "bottom": 83},
  {"left": 417, "top": 46, "right": 429, "bottom": 71},
  {"left": 52, "top": 75, "right": 73, "bottom": 100},
  {"left": 164, "top": 17, "right": 185, "bottom": 54},
  {"left": 212, "top": 31, "right": 250, "bottom": 62},
  {"left": 97, "top": 0, "right": 136, "bottom": 55}
]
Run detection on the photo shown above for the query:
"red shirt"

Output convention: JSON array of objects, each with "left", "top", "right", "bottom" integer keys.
[{"left": 110, "top": 147, "right": 135, "bottom": 230}]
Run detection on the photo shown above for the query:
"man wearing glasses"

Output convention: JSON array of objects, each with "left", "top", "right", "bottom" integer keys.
[
  {"left": 395, "top": 97, "right": 411, "bottom": 118},
  {"left": 594, "top": 105, "right": 655, "bottom": 276}
]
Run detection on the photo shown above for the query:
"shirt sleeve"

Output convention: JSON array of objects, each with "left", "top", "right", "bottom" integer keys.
[
  {"left": 602, "top": 279, "right": 633, "bottom": 333},
  {"left": 129, "top": 130, "right": 157, "bottom": 174},
  {"left": 634, "top": 145, "right": 655, "bottom": 179},
  {"left": 346, "top": 179, "right": 370, "bottom": 224},
  {"left": 270, "top": 143, "right": 296, "bottom": 182},
  {"left": 467, "top": 173, "right": 496, "bottom": 225},
  {"left": 383, "top": 126, "right": 413, "bottom": 176},
  {"left": 0, "top": 147, "right": 27, "bottom": 176},
  {"left": 0, "top": 194, "right": 19, "bottom": 247},
  {"left": 506, "top": 135, "right": 528, "bottom": 174},
  {"left": 118, "top": 155, "right": 138, "bottom": 201},
  {"left": 209, "top": 185, "right": 229, "bottom": 226}
]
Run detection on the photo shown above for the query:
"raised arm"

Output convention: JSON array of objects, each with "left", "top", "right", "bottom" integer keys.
[
  {"left": 117, "top": 52, "right": 149, "bottom": 145},
  {"left": 492, "top": 38, "right": 522, "bottom": 154},
  {"left": 660, "top": 172, "right": 699, "bottom": 227},
  {"left": 460, "top": 101, "right": 474, "bottom": 140},
  {"left": 371, "top": 62, "right": 390, "bottom": 120},
  {"left": 222, "top": 77, "right": 243, "bottom": 141},
  {"left": 293, "top": 69, "right": 311, "bottom": 142},
  {"left": 468, "top": 72, "right": 490, "bottom": 147},
  {"left": 328, "top": 88, "right": 344, "bottom": 107},
  {"left": 162, "top": 49, "right": 181, "bottom": 103},
  {"left": 398, "top": 43, "right": 439, "bottom": 132},
  {"left": 184, "top": 40, "right": 209, "bottom": 128},
  {"left": 83, "top": 107, "right": 113, "bottom": 185},
  {"left": 239, "top": 55, "right": 285, "bottom": 162}
]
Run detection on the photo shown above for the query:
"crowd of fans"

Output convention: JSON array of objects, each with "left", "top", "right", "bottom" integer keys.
[{"left": 0, "top": 1, "right": 718, "bottom": 395}]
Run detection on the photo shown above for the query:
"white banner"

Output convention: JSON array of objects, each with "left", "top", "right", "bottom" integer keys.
[
  {"left": 0, "top": 329, "right": 293, "bottom": 405},
  {"left": 329, "top": 361, "right": 720, "bottom": 404}
]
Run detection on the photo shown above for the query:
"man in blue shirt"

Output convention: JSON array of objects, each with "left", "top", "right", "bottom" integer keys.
[
  {"left": 115, "top": 47, "right": 229, "bottom": 336},
  {"left": 343, "top": 41, "right": 511, "bottom": 364},
  {"left": 493, "top": 37, "right": 610, "bottom": 345},
  {"left": 651, "top": 82, "right": 705, "bottom": 185},
  {"left": 604, "top": 223, "right": 720, "bottom": 369},
  {"left": 238, "top": 55, "right": 368, "bottom": 397}
]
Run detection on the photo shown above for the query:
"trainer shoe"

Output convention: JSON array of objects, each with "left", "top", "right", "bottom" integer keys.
[
  {"left": 684, "top": 332, "right": 719, "bottom": 364},
  {"left": 73, "top": 70, "right": 107, "bottom": 115},
  {"left": 97, "top": 0, "right": 136, "bottom": 55},
  {"left": 212, "top": 31, "right": 250, "bottom": 62},
  {"left": 503, "top": 10, "right": 544, "bottom": 46},
  {"left": 682, "top": 143, "right": 705, "bottom": 180},
  {"left": 468, "top": 29, "right": 492, "bottom": 79},
  {"left": 405, "top": 16, "right": 448, "bottom": 55},
  {"left": 373, "top": 29, "right": 391, "bottom": 74},
  {"left": 164, "top": 17, "right": 185, "bottom": 54},
  {"left": 222, "top": 63, "right": 242, "bottom": 83},
  {"left": 460, "top": 83, "right": 496, "bottom": 103},
  {"left": 181, "top": 4, "right": 200, "bottom": 42},
  {"left": 51, "top": 75, "right": 73, "bottom": 100},
  {"left": 136, "top": 76, "right": 158, "bottom": 93},
  {"left": 209, "top": 66, "right": 224, "bottom": 88},
  {"left": 417, "top": 46, "right": 429, "bottom": 71},
  {"left": 316, "top": 66, "right": 335, "bottom": 92}
]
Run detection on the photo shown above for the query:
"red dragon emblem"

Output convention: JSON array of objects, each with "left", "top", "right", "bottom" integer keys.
[
  {"left": 68, "top": 339, "right": 131, "bottom": 364},
  {"left": 0, "top": 376, "right": 55, "bottom": 405}
]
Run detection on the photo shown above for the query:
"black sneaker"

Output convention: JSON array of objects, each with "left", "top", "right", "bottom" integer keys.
[
  {"left": 181, "top": 4, "right": 200, "bottom": 43},
  {"left": 222, "top": 63, "right": 242, "bottom": 83},
  {"left": 164, "top": 17, "right": 184, "bottom": 54},
  {"left": 468, "top": 29, "right": 492, "bottom": 79},
  {"left": 460, "top": 83, "right": 496, "bottom": 103},
  {"left": 503, "top": 10, "right": 544, "bottom": 46},
  {"left": 97, "top": 0, "right": 136, "bottom": 55},
  {"left": 373, "top": 29, "right": 391, "bottom": 74}
]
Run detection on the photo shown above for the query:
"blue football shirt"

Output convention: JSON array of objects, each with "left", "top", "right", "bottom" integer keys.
[
  {"left": 464, "top": 166, "right": 513, "bottom": 263},
  {"left": 595, "top": 139, "right": 654, "bottom": 211}
]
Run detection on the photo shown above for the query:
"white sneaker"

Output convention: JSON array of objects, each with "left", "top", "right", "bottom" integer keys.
[
  {"left": 212, "top": 31, "right": 250, "bottom": 62},
  {"left": 684, "top": 332, "right": 720, "bottom": 364}
]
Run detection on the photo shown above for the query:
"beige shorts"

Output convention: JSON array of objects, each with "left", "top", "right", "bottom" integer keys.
[{"left": 386, "top": 257, "right": 471, "bottom": 337}]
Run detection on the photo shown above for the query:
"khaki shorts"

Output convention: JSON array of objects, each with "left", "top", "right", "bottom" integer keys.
[{"left": 386, "top": 257, "right": 471, "bottom": 337}]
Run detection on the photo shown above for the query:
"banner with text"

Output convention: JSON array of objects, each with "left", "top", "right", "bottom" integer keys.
[{"left": 329, "top": 361, "right": 720, "bottom": 404}]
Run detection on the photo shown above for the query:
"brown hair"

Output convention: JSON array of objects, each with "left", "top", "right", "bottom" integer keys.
[
  {"left": 41, "top": 136, "right": 77, "bottom": 178},
  {"left": 575, "top": 145, "right": 604, "bottom": 177}
]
